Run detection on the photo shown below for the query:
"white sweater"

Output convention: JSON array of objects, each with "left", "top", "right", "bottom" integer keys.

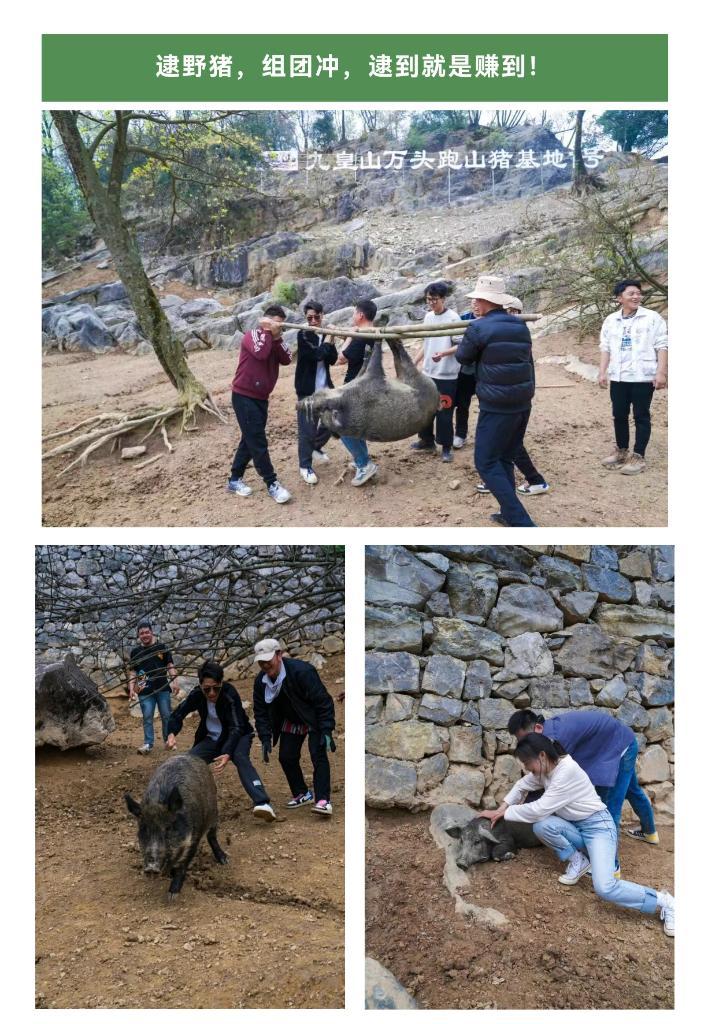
[
  {"left": 503, "top": 755, "right": 606, "bottom": 823},
  {"left": 420, "top": 308, "right": 460, "bottom": 379}
]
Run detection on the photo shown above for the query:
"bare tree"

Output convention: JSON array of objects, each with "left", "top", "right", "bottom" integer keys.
[{"left": 571, "top": 109, "right": 604, "bottom": 195}]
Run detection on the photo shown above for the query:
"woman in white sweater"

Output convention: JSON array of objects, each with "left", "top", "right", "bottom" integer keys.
[
  {"left": 477, "top": 733, "right": 674, "bottom": 937},
  {"left": 410, "top": 281, "right": 460, "bottom": 463}
]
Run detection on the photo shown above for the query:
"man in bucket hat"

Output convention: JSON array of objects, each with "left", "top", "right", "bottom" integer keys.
[
  {"left": 456, "top": 275, "right": 536, "bottom": 527},
  {"left": 252, "top": 638, "right": 337, "bottom": 816}
]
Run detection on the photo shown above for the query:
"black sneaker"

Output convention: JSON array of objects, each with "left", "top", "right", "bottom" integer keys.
[
  {"left": 441, "top": 447, "right": 453, "bottom": 463},
  {"left": 410, "top": 440, "right": 436, "bottom": 452},
  {"left": 490, "top": 513, "right": 508, "bottom": 527},
  {"left": 286, "top": 790, "right": 314, "bottom": 808}
]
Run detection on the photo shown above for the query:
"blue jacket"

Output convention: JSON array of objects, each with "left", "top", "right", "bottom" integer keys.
[
  {"left": 543, "top": 711, "right": 635, "bottom": 787},
  {"left": 455, "top": 308, "right": 534, "bottom": 413}
]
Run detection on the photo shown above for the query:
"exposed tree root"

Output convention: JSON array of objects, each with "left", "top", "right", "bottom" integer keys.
[{"left": 42, "top": 390, "right": 226, "bottom": 476}]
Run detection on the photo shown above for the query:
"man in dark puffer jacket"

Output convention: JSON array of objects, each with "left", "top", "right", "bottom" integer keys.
[
  {"left": 456, "top": 275, "right": 536, "bottom": 527},
  {"left": 252, "top": 638, "right": 337, "bottom": 816}
]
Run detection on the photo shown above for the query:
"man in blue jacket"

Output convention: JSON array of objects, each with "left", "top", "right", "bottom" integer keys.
[
  {"left": 508, "top": 708, "right": 659, "bottom": 850},
  {"left": 455, "top": 275, "right": 535, "bottom": 527},
  {"left": 295, "top": 300, "right": 338, "bottom": 485}
]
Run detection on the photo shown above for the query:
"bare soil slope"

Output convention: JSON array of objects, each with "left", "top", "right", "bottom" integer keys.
[
  {"left": 366, "top": 810, "right": 673, "bottom": 1010},
  {"left": 35, "top": 660, "right": 345, "bottom": 1009}
]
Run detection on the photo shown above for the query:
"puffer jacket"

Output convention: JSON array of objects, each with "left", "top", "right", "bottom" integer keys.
[
  {"left": 253, "top": 657, "right": 335, "bottom": 746},
  {"left": 456, "top": 308, "right": 534, "bottom": 413}
]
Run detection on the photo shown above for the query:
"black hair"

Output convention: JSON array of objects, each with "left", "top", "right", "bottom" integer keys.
[
  {"left": 613, "top": 279, "right": 642, "bottom": 298},
  {"left": 424, "top": 280, "right": 451, "bottom": 300},
  {"left": 303, "top": 300, "right": 324, "bottom": 314},
  {"left": 355, "top": 299, "right": 377, "bottom": 322},
  {"left": 198, "top": 660, "right": 224, "bottom": 684},
  {"left": 137, "top": 620, "right": 152, "bottom": 634},
  {"left": 515, "top": 733, "right": 565, "bottom": 765},
  {"left": 263, "top": 304, "right": 286, "bottom": 319},
  {"left": 507, "top": 709, "right": 545, "bottom": 735}
]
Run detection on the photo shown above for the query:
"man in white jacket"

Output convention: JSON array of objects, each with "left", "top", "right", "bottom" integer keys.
[{"left": 598, "top": 279, "right": 668, "bottom": 475}]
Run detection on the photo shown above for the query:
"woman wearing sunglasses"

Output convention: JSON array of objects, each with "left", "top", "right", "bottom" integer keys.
[{"left": 166, "top": 660, "right": 276, "bottom": 822}]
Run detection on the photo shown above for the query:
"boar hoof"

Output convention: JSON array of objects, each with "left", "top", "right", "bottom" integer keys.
[{"left": 502, "top": 852, "right": 515, "bottom": 860}]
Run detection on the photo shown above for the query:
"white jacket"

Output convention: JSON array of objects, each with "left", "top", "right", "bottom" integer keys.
[
  {"left": 599, "top": 307, "right": 668, "bottom": 383},
  {"left": 503, "top": 755, "right": 606, "bottom": 823}
]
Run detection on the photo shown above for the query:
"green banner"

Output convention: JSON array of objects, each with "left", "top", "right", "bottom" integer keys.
[{"left": 42, "top": 35, "right": 667, "bottom": 102}]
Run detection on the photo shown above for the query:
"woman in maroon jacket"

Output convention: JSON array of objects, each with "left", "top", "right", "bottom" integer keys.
[{"left": 226, "top": 305, "right": 292, "bottom": 503}]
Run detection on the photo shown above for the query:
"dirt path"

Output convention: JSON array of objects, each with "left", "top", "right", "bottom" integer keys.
[
  {"left": 366, "top": 810, "right": 673, "bottom": 1010},
  {"left": 35, "top": 660, "right": 345, "bottom": 1009},
  {"left": 41, "top": 330, "right": 667, "bottom": 527}
]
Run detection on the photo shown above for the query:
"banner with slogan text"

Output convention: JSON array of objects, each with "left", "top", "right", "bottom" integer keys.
[{"left": 42, "top": 35, "right": 667, "bottom": 103}]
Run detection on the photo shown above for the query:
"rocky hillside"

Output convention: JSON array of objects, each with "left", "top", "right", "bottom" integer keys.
[
  {"left": 365, "top": 545, "right": 674, "bottom": 819},
  {"left": 41, "top": 124, "right": 667, "bottom": 357}
]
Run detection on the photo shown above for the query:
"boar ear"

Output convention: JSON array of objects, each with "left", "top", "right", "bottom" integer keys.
[
  {"left": 445, "top": 825, "right": 462, "bottom": 839},
  {"left": 124, "top": 793, "right": 141, "bottom": 818},
  {"left": 478, "top": 825, "right": 501, "bottom": 845},
  {"left": 167, "top": 786, "right": 183, "bottom": 813}
]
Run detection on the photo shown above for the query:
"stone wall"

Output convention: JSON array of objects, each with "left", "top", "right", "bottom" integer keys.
[
  {"left": 36, "top": 546, "right": 345, "bottom": 688},
  {"left": 365, "top": 545, "right": 674, "bottom": 820}
]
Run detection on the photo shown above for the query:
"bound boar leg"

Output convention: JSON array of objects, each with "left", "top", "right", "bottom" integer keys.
[
  {"left": 388, "top": 338, "right": 424, "bottom": 385},
  {"left": 206, "top": 827, "right": 228, "bottom": 865}
]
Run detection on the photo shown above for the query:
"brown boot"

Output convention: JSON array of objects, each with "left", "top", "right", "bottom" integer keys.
[
  {"left": 601, "top": 447, "right": 629, "bottom": 469},
  {"left": 619, "top": 453, "right": 646, "bottom": 475}
]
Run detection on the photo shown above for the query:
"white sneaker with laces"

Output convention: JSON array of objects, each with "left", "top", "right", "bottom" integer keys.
[
  {"left": 227, "top": 478, "right": 252, "bottom": 497},
  {"left": 253, "top": 803, "right": 276, "bottom": 822},
  {"left": 517, "top": 482, "right": 550, "bottom": 495},
  {"left": 657, "top": 891, "right": 674, "bottom": 936},
  {"left": 312, "top": 449, "right": 330, "bottom": 464},
  {"left": 311, "top": 800, "right": 333, "bottom": 816},
  {"left": 352, "top": 462, "right": 378, "bottom": 487},
  {"left": 558, "top": 851, "right": 591, "bottom": 885},
  {"left": 137, "top": 743, "right": 152, "bottom": 755},
  {"left": 300, "top": 467, "right": 318, "bottom": 485},
  {"left": 452, "top": 436, "right": 466, "bottom": 449},
  {"left": 268, "top": 481, "right": 291, "bottom": 504}
]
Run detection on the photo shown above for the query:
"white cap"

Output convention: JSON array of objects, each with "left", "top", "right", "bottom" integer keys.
[{"left": 253, "top": 638, "right": 281, "bottom": 664}]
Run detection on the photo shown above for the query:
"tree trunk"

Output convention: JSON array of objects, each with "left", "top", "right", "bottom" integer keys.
[
  {"left": 51, "top": 111, "right": 208, "bottom": 409},
  {"left": 571, "top": 110, "right": 602, "bottom": 195}
]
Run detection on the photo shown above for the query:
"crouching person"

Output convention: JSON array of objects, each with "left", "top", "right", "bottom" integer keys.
[
  {"left": 165, "top": 660, "right": 275, "bottom": 822},
  {"left": 252, "top": 638, "right": 336, "bottom": 816}
]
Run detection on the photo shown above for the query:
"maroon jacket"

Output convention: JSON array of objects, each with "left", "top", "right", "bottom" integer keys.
[{"left": 231, "top": 328, "right": 292, "bottom": 400}]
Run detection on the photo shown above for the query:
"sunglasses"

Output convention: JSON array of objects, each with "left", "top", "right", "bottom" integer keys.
[{"left": 201, "top": 684, "right": 222, "bottom": 694}]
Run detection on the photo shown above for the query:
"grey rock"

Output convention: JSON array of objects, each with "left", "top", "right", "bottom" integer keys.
[
  {"left": 462, "top": 660, "right": 493, "bottom": 700},
  {"left": 446, "top": 562, "right": 498, "bottom": 620},
  {"left": 417, "top": 752, "right": 450, "bottom": 792},
  {"left": 568, "top": 677, "right": 593, "bottom": 706},
  {"left": 430, "top": 618, "right": 504, "bottom": 665},
  {"left": 365, "top": 651, "right": 421, "bottom": 694},
  {"left": 365, "top": 695, "right": 384, "bottom": 724},
  {"left": 596, "top": 675, "right": 628, "bottom": 708},
  {"left": 581, "top": 564, "right": 632, "bottom": 603},
  {"left": 504, "top": 631, "right": 554, "bottom": 678},
  {"left": 589, "top": 546, "right": 619, "bottom": 569},
  {"left": 365, "top": 754, "right": 417, "bottom": 808},
  {"left": 365, "top": 546, "right": 445, "bottom": 609},
  {"left": 557, "top": 590, "right": 598, "bottom": 625},
  {"left": 448, "top": 725, "right": 484, "bottom": 764},
  {"left": 488, "top": 585, "right": 563, "bottom": 637},
  {"left": 615, "top": 700, "right": 650, "bottom": 730},
  {"left": 593, "top": 604, "right": 674, "bottom": 642},
  {"left": 478, "top": 697, "right": 515, "bottom": 729},
  {"left": 635, "top": 643, "right": 672, "bottom": 677},
  {"left": 645, "top": 706, "right": 673, "bottom": 743},
  {"left": 651, "top": 546, "right": 674, "bottom": 582},
  {"left": 425, "top": 765, "right": 486, "bottom": 808},
  {"left": 365, "top": 604, "right": 423, "bottom": 653},
  {"left": 528, "top": 677, "right": 570, "bottom": 708},
  {"left": 425, "top": 591, "right": 452, "bottom": 617},
  {"left": 422, "top": 654, "right": 466, "bottom": 699},
  {"left": 364, "top": 955, "right": 418, "bottom": 1008},
  {"left": 303, "top": 275, "right": 379, "bottom": 313},
  {"left": 625, "top": 672, "right": 674, "bottom": 707},
  {"left": 97, "top": 281, "right": 127, "bottom": 304},
  {"left": 383, "top": 693, "right": 416, "bottom": 722},
  {"left": 619, "top": 549, "right": 653, "bottom": 580},
  {"left": 493, "top": 679, "right": 529, "bottom": 700},
  {"left": 633, "top": 581, "right": 656, "bottom": 607},
  {"left": 637, "top": 744, "right": 670, "bottom": 784},
  {"left": 553, "top": 546, "right": 591, "bottom": 563},
  {"left": 365, "top": 720, "right": 444, "bottom": 760},
  {"left": 553, "top": 623, "right": 616, "bottom": 679},
  {"left": 418, "top": 693, "right": 465, "bottom": 725},
  {"left": 36, "top": 655, "right": 115, "bottom": 749},
  {"left": 537, "top": 555, "right": 583, "bottom": 591},
  {"left": 415, "top": 551, "right": 450, "bottom": 573}
]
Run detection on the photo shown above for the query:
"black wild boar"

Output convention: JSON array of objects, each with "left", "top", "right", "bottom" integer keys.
[
  {"left": 446, "top": 815, "right": 541, "bottom": 869},
  {"left": 297, "top": 338, "right": 439, "bottom": 441},
  {"left": 125, "top": 754, "right": 227, "bottom": 898}
]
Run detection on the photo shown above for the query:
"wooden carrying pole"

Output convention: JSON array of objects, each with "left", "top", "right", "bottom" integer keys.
[{"left": 279, "top": 314, "right": 541, "bottom": 342}]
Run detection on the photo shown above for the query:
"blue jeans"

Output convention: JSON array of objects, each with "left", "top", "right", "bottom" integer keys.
[
  {"left": 340, "top": 435, "right": 370, "bottom": 469},
  {"left": 596, "top": 738, "right": 656, "bottom": 836},
  {"left": 533, "top": 810, "right": 657, "bottom": 915},
  {"left": 138, "top": 689, "right": 172, "bottom": 748}
]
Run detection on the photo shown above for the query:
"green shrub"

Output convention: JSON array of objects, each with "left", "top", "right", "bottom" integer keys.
[{"left": 272, "top": 280, "right": 300, "bottom": 306}]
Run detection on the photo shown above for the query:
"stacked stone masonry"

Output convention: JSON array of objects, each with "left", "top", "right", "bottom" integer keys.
[{"left": 365, "top": 545, "right": 674, "bottom": 820}]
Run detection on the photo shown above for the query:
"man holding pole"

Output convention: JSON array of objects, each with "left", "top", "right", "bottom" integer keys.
[{"left": 335, "top": 300, "right": 380, "bottom": 486}]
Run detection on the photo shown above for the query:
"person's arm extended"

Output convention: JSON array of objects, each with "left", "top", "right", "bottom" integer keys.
[
  {"left": 503, "top": 772, "right": 544, "bottom": 807},
  {"left": 504, "top": 767, "right": 578, "bottom": 823},
  {"left": 166, "top": 686, "right": 198, "bottom": 740},
  {"left": 336, "top": 338, "right": 353, "bottom": 366}
]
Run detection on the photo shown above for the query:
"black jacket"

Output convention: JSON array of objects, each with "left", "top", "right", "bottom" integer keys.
[
  {"left": 294, "top": 330, "right": 338, "bottom": 398},
  {"left": 456, "top": 308, "right": 534, "bottom": 413},
  {"left": 167, "top": 682, "right": 253, "bottom": 759},
  {"left": 253, "top": 657, "right": 336, "bottom": 745}
]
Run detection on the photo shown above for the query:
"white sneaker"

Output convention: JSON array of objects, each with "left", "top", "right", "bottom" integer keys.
[
  {"left": 300, "top": 467, "right": 318, "bottom": 485},
  {"left": 657, "top": 891, "right": 674, "bottom": 936},
  {"left": 517, "top": 482, "right": 550, "bottom": 495},
  {"left": 558, "top": 851, "right": 591, "bottom": 885},
  {"left": 311, "top": 799, "right": 333, "bottom": 816},
  {"left": 352, "top": 462, "right": 378, "bottom": 487},
  {"left": 137, "top": 743, "right": 152, "bottom": 755},
  {"left": 268, "top": 481, "right": 291, "bottom": 504},
  {"left": 452, "top": 436, "right": 466, "bottom": 449},
  {"left": 312, "top": 449, "right": 330, "bottom": 464},
  {"left": 253, "top": 803, "right": 276, "bottom": 822},
  {"left": 227, "top": 478, "right": 252, "bottom": 497}
]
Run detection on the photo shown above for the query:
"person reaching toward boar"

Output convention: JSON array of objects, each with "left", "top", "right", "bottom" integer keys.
[
  {"left": 165, "top": 659, "right": 276, "bottom": 822},
  {"left": 477, "top": 734, "right": 674, "bottom": 938}
]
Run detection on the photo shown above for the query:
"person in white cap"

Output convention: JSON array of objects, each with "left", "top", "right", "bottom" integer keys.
[
  {"left": 252, "top": 638, "right": 336, "bottom": 816},
  {"left": 456, "top": 275, "right": 536, "bottom": 527}
]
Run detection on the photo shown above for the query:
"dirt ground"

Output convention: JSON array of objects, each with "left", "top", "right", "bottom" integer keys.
[
  {"left": 35, "top": 658, "right": 345, "bottom": 1009},
  {"left": 366, "top": 809, "right": 673, "bottom": 1010},
  {"left": 41, "top": 329, "right": 667, "bottom": 528}
]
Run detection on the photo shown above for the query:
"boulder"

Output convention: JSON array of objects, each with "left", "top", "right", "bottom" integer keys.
[
  {"left": 365, "top": 720, "right": 443, "bottom": 760},
  {"left": 614, "top": 700, "right": 650, "bottom": 730},
  {"left": 581, "top": 565, "right": 633, "bottom": 603},
  {"left": 365, "top": 695, "right": 384, "bottom": 724},
  {"left": 488, "top": 585, "right": 563, "bottom": 637},
  {"left": 635, "top": 643, "right": 672, "bottom": 677},
  {"left": 527, "top": 676, "right": 570, "bottom": 708},
  {"left": 637, "top": 745, "right": 670, "bottom": 784},
  {"left": 383, "top": 693, "right": 416, "bottom": 722},
  {"left": 595, "top": 675, "right": 629, "bottom": 708},
  {"left": 429, "top": 618, "right": 504, "bottom": 665},
  {"left": 619, "top": 549, "right": 653, "bottom": 580},
  {"left": 478, "top": 697, "right": 515, "bottom": 729},
  {"left": 462, "top": 660, "right": 494, "bottom": 699},
  {"left": 645, "top": 706, "right": 673, "bottom": 743},
  {"left": 422, "top": 654, "right": 466, "bottom": 699},
  {"left": 365, "top": 546, "right": 445, "bottom": 609},
  {"left": 448, "top": 725, "right": 484, "bottom": 764},
  {"left": 445, "top": 562, "right": 498, "bottom": 620},
  {"left": 484, "top": 754, "right": 522, "bottom": 806},
  {"left": 365, "top": 604, "right": 423, "bottom": 653},
  {"left": 593, "top": 604, "right": 674, "bottom": 642},
  {"left": 36, "top": 655, "right": 115, "bottom": 749},
  {"left": 624, "top": 671, "right": 674, "bottom": 707},
  {"left": 537, "top": 556, "right": 583, "bottom": 591},
  {"left": 425, "top": 765, "right": 486, "bottom": 808},
  {"left": 568, "top": 677, "right": 593, "bottom": 706},
  {"left": 365, "top": 651, "right": 420, "bottom": 694},
  {"left": 589, "top": 546, "right": 619, "bottom": 569},
  {"left": 302, "top": 275, "right": 380, "bottom": 313},
  {"left": 651, "top": 546, "right": 674, "bottom": 582},
  {"left": 417, "top": 752, "right": 450, "bottom": 792},
  {"left": 557, "top": 590, "right": 598, "bottom": 625},
  {"left": 97, "top": 281, "right": 127, "bottom": 304},
  {"left": 426, "top": 591, "right": 453, "bottom": 617},
  {"left": 503, "top": 632, "right": 554, "bottom": 678},
  {"left": 365, "top": 754, "right": 417, "bottom": 808},
  {"left": 418, "top": 694, "right": 465, "bottom": 725},
  {"left": 553, "top": 623, "right": 616, "bottom": 679}
]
